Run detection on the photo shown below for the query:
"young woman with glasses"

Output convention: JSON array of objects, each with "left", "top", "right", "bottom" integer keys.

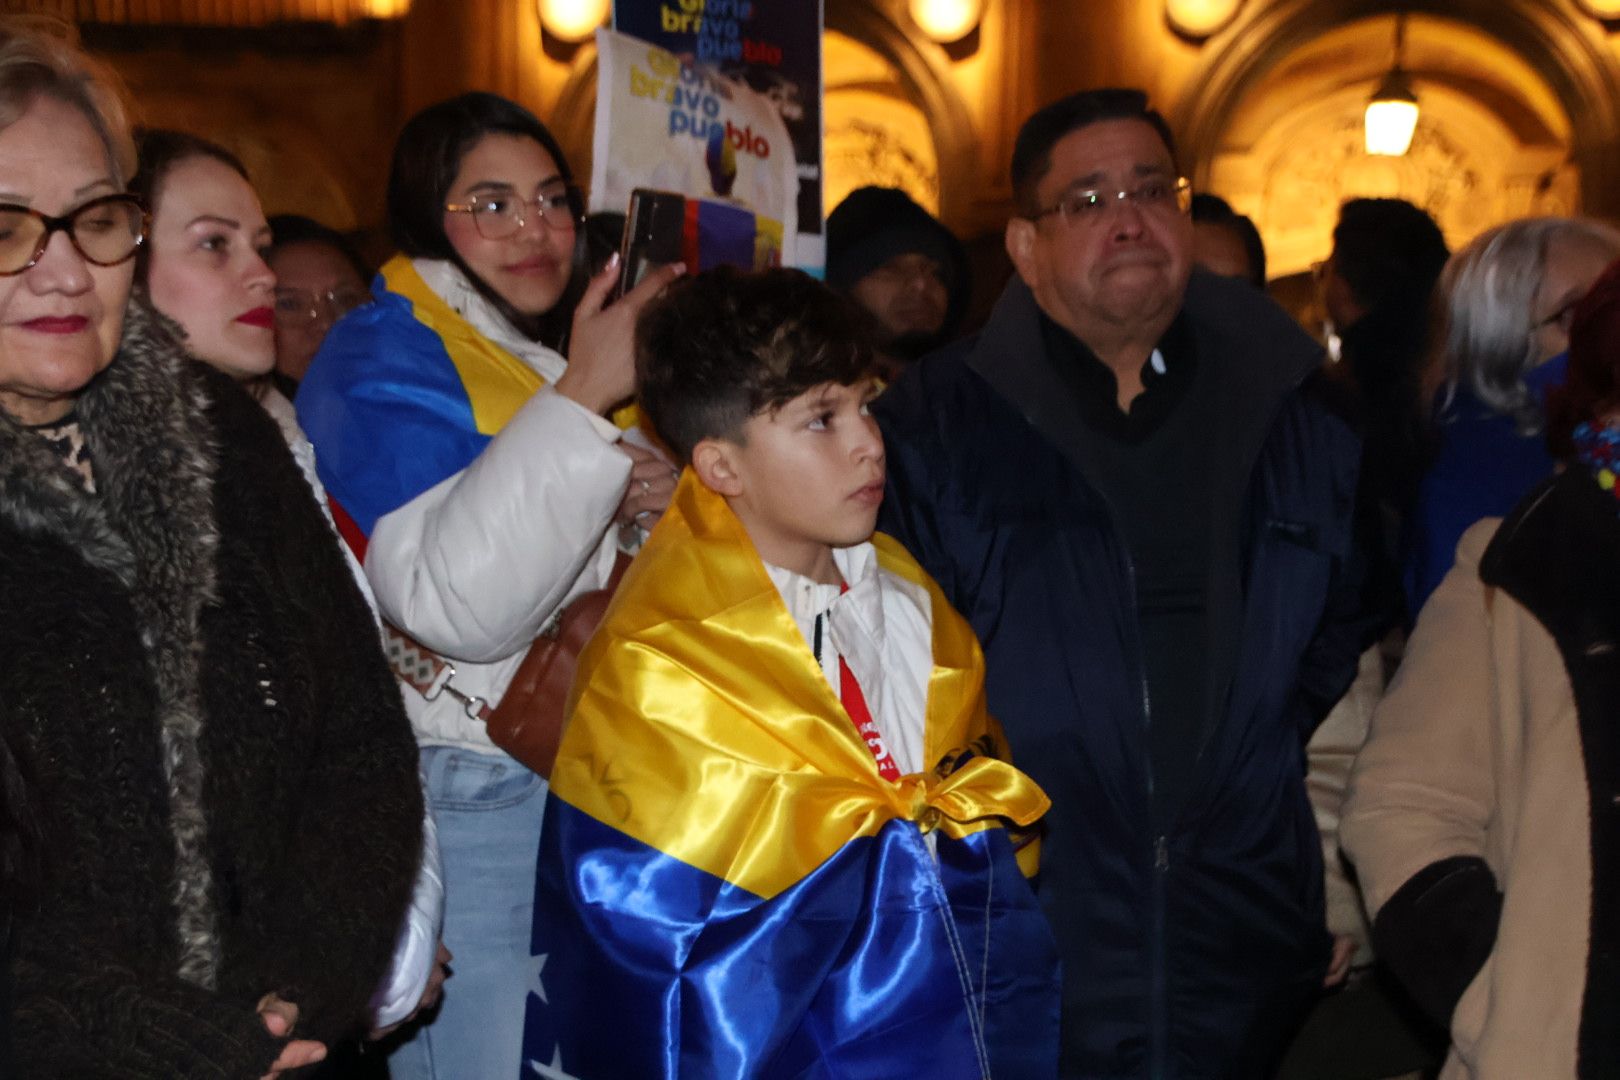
[
  {"left": 295, "top": 92, "right": 683, "bottom": 1080},
  {"left": 0, "top": 19, "right": 424, "bottom": 1078}
]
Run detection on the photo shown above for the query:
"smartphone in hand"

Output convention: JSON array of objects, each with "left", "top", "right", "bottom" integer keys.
[{"left": 616, "top": 189, "right": 687, "bottom": 299}]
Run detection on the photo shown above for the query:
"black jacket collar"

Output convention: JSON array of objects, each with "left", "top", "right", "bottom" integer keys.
[
  {"left": 965, "top": 272, "right": 1323, "bottom": 479},
  {"left": 1480, "top": 467, "right": 1620, "bottom": 649}
]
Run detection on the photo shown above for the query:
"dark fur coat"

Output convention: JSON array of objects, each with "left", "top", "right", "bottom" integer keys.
[{"left": 1, "top": 304, "right": 423, "bottom": 1078}]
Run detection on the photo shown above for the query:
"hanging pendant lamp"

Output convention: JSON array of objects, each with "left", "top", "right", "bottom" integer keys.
[{"left": 1365, "top": 13, "right": 1420, "bottom": 156}]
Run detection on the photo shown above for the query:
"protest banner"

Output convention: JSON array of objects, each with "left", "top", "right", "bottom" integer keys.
[
  {"left": 591, "top": 26, "right": 798, "bottom": 269},
  {"left": 613, "top": 0, "right": 824, "bottom": 271}
]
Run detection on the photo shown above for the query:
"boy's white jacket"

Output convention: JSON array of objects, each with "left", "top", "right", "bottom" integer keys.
[{"left": 765, "top": 542, "right": 933, "bottom": 779}]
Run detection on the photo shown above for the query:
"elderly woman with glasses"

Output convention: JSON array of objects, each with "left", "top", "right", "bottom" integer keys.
[
  {"left": 295, "top": 91, "right": 683, "bottom": 1080},
  {"left": 0, "top": 19, "right": 423, "bottom": 1079}
]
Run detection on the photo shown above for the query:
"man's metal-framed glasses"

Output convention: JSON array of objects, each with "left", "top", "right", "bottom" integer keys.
[
  {"left": 444, "top": 187, "right": 582, "bottom": 240},
  {"left": 273, "top": 285, "right": 370, "bottom": 326},
  {"left": 0, "top": 194, "right": 147, "bottom": 276},
  {"left": 1027, "top": 177, "right": 1193, "bottom": 226}
]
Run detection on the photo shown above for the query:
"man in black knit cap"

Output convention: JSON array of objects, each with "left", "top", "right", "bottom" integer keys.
[{"left": 825, "top": 185, "right": 969, "bottom": 378}]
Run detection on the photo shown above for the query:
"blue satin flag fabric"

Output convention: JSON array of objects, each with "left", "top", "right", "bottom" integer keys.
[{"left": 521, "top": 801, "right": 1059, "bottom": 1079}]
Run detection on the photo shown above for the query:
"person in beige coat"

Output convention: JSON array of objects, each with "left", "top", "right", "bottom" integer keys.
[{"left": 1341, "top": 255, "right": 1620, "bottom": 1080}]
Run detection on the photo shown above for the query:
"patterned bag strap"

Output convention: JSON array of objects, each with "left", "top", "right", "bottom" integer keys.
[{"left": 381, "top": 622, "right": 491, "bottom": 721}]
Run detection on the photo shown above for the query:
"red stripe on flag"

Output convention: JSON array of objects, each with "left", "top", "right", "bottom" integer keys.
[
  {"left": 328, "top": 496, "right": 369, "bottom": 565},
  {"left": 683, "top": 198, "right": 703, "bottom": 273}
]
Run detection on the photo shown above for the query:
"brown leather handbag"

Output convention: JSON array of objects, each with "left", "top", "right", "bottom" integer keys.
[{"left": 382, "top": 551, "right": 631, "bottom": 779}]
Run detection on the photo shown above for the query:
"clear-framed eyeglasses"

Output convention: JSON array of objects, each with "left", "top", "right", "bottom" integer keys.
[
  {"left": 444, "top": 187, "right": 581, "bottom": 241},
  {"left": 0, "top": 193, "right": 147, "bottom": 275},
  {"left": 1027, "top": 176, "right": 1192, "bottom": 226},
  {"left": 273, "top": 285, "right": 370, "bottom": 326}
]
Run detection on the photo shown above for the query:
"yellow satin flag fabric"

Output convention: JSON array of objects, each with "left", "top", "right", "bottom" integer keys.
[
  {"left": 551, "top": 472, "right": 1049, "bottom": 901},
  {"left": 381, "top": 256, "right": 543, "bottom": 436},
  {"left": 380, "top": 255, "right": 641, "bottom": 434}
]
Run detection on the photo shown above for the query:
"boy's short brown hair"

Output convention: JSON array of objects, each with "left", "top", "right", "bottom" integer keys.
[{"left": 636, "top": 266, "right": 877, "bottom": 462}]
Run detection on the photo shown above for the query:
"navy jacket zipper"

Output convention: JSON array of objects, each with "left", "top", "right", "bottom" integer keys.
[{"left": 1088, "top": 486, "right": 1171, "bottom": 1080}]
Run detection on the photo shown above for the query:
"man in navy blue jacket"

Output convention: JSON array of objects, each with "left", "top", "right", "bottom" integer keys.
[{"left": 874, "top": 88, "right": 1376, "bottom": 1079}]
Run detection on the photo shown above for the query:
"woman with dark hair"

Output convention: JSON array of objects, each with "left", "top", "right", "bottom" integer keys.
[
  {"left": 128, "top": 130, "right": 275, "bottom": 383},
  {"left": 0, "top": 18, "right": 422, "bottom": 1078},
  {"left": 129, "top": 134, "right": 341, "bottom": 517},
  {"left": 265, "top": 213, "right": 371, "bottom": 392},
  {"left": 1343, "top": 257, "right": 1620, "bottom": 1078},
  {"left": 130, "top": 128, "right": 450, "bottom": 1048},
  {"left": 296, "top": 91, "right": 682, "bottom": 1080}
]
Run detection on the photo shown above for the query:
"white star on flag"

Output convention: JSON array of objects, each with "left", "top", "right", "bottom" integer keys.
[
  {"left": 529, "top": 952, "right": 550, "bottom": 1004},
  {"left": 528, "top": 1047, "right": 584, "bottom": 1080}
]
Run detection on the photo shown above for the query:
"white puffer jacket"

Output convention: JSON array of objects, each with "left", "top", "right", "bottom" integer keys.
[{"left": 300, "top": 256, "right": 632, "bottom": 752}]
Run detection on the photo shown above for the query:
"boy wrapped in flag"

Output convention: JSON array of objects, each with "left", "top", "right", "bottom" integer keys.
[{"left": 522, "top": 267, "right": 1060, "bottom": 1079}]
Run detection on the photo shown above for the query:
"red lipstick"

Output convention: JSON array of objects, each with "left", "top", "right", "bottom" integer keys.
[
  {"left": 21, "top": 316, "right": 88, "bottom": 334},
  {"left": 235, "top": 306, "right": 274, "bottom": 329}
]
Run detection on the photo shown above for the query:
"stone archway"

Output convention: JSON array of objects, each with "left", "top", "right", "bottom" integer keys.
[
  {"left": 1176, "top": 0, "right": 1620, "bottom": 222},
  {"left": 822, "top": 0, "right": 977, "bottom": 228}
]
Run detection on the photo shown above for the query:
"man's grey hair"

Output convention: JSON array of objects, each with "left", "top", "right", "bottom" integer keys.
[{"left": 1439, "top": 216, "right": 1620, "bottom": 432}]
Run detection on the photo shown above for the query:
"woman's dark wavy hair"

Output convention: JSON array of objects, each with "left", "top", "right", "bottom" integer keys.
[
  {"left": 1547, "top": 256, "right": 1620, "bottom": 461},
  {"left": 387, "top": 91, "right": 584, "bottom": 348}
]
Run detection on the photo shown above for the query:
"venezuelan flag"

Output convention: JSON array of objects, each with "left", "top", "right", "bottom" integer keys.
[
  {"left": 522, "top": 475, "right": 1060, "bottom": 1079},
  {"left": 295, "top": 255, "right": 638, "bottom": 559}
]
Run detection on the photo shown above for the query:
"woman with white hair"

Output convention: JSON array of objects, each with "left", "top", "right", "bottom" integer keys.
[{"left": 1404, "top": 216, "right": 1620, "bottom": 615}]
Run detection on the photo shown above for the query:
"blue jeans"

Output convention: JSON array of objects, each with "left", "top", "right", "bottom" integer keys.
[{"left": 388, "top": 746, "right": 546, "bottom": 1080}]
